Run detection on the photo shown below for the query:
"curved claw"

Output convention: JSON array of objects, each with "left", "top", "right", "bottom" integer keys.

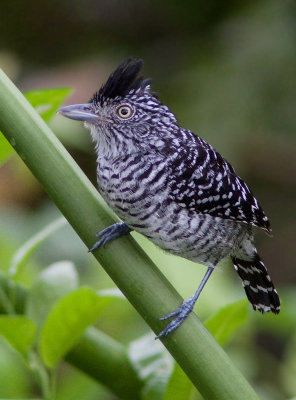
[
  {"left": 88, "top": 237, "right": 107, "bottom": 253},
  {"left": 155, "top": 267, "right": 214, "bottom": 339},
  {"left": 159, "top": 308, "right": 181, "bottom": 321},
  {"left": 88, "top": 222, "right": 132, "bottom": 253},
  {"left": 155, "top": 299, "right": 195, "bottom": 339}
]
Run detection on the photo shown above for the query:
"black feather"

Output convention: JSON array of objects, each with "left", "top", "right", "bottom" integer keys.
[
  {"left": 91, "top": 58, "right": 151, "bottom": 105},
  {"left": 232, "top": 256, "right": 280, "bottom": 314}
]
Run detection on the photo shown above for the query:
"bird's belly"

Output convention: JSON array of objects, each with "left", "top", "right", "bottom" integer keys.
[
  {"left": 97, "top": 164, "right": 247, "bottom": 267},
  {"left": 105, "top": 188, "right": 246, "bottom": 267},
  {"left": 142, "top": 209, "right": 246, "bottom": 267}
]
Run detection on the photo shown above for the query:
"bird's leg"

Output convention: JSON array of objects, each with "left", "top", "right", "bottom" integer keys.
[
  {"left": 156, "top": 266, "right": 214, "bottom": 339},
  {"left": 88, "top": 222, "right": 132, "bottom": 252}
]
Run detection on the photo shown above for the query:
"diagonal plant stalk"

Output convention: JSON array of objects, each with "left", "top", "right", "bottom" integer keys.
[{"left": 0, "top": 69, "right": 259, "bottom": 400}]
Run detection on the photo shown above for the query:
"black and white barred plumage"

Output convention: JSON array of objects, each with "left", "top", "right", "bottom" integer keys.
[{"left": 58, "top": 59, "right": 280, "bottom": 337}]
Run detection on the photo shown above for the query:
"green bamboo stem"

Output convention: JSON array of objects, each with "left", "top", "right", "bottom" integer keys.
[
  {"left": 0, "top": 68, "right": 259, "bottom": 400},
  {"left": 65, "top": 327, "right": 143, "bottom": 399}
]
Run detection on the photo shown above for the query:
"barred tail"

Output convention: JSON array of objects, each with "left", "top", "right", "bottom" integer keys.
[{"left": 231, "top": 255, "right": 280, "bottom": 314}]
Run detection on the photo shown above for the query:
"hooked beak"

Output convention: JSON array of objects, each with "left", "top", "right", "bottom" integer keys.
[{"left": 57, "top": 103, "right": 111, "bottom": 124}]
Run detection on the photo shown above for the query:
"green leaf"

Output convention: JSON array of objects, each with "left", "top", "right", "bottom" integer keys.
[
  {"left": 25, "top": 87, "right": 72, "bottom": 123},
  {"left": 0, "top": 132, "right": 14, "bottom": 164},
  {"left": 128, "top": 334, "right": 174, "bottom": 400},
  {"left": 0, "top": 316, "right": 36, "bottom": 356},
  {"left": 163, "top": 362, "right": 195, "bottom": 400},
  {"left": 0, "top": 88, "right": 72, "bottom": 164},
  {"left": 26, "top": 261, "right": 79, "bottom": 329},
  {"left": 40, "top": 287, "right": 114, "bottom": 367},
  {"left": 204, "top": 299, "right": 249, "bottom": 347},
  {"left": 9, "top": 217, "right": 67, "bottom": 280}
]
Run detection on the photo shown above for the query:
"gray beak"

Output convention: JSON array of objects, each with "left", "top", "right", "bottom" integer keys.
[{"left": 57, "top": 103, "right": 99, "bottom": 123}]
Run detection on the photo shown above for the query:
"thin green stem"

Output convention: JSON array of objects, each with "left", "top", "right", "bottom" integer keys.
[
  {"left": 65, "top": 327, "right": 143, "bottom": 399},
  {"left": 29, "top": 352, "right": 52, "bottom": 400},
  {"left": 9, "top": 216, "right": 67, "bottom": 281},
  {"left": 49, "top": 368, "right": 57, "bottom": 400},
  {"left": 0, "top": 285, "right": 15, "bottom": 314},
  {"left": 0, "top": 68, "right": 260, "bottom": 400},
  {"left": 0, "top": 271, "right": 26, "bottom": 314}
]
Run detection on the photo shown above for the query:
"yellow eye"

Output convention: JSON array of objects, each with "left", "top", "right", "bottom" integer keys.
[{"left": 117, "top": 104, "right": 133, "bottom": 119}]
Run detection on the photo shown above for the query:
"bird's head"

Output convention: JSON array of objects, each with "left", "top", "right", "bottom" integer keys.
[{"left": 57, "top": 59, "right": 178, "bottom": 154}]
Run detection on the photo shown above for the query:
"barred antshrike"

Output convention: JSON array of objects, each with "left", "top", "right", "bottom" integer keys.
[{"left": 58, "top": 59, "right": 280, "bottom": 338}]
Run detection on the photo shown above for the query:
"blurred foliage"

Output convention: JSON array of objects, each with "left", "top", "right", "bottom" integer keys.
[
  {"left": 0, "top": 87, "right": 72, "bottom": 164},
  {"left": 0, "top": 211, "right": 252, "bottom": 399},
  {"left": 0, "top": 0, "right": 295, "bottom": 399}
]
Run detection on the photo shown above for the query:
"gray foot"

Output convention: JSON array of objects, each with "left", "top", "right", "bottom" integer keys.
[
  {"left": 155, "top": 266, "right": 214, "bottom": 339},
  {"left": 89, "top": 222, "right": 132, "bottom": 252},
  {"left": 155, "top": 297, "right": 195, "bottom": 339}
]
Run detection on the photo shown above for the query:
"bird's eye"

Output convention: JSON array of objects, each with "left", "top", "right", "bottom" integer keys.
[{"left": 116, "top": 104, "right": 134, "bottom": 119}]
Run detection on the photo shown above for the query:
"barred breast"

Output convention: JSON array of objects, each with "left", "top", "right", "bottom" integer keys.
[{"left": 96, "top": 152, "right": 249, "bottom": 267}]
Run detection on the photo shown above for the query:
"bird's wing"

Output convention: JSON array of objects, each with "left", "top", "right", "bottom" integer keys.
[{"left": 167, "top": 134, "right": 271, "bottom": 233}]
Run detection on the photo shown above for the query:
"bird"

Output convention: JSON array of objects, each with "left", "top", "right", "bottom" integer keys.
[{"left": 58, "top": 58, "right": 280, "bottom": 338}]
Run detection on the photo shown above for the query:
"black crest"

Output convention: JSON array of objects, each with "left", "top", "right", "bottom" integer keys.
[{"left": 91, "top": 58, "right": 151, "bottom": 105}]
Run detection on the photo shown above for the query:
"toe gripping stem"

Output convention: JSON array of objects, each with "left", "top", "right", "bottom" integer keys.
[
  {"left": 88, "top": 222, "right": 132, "bottom": 253},
  {"left": 156, "top": 266, "right": 214, "bottom": 339}
]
